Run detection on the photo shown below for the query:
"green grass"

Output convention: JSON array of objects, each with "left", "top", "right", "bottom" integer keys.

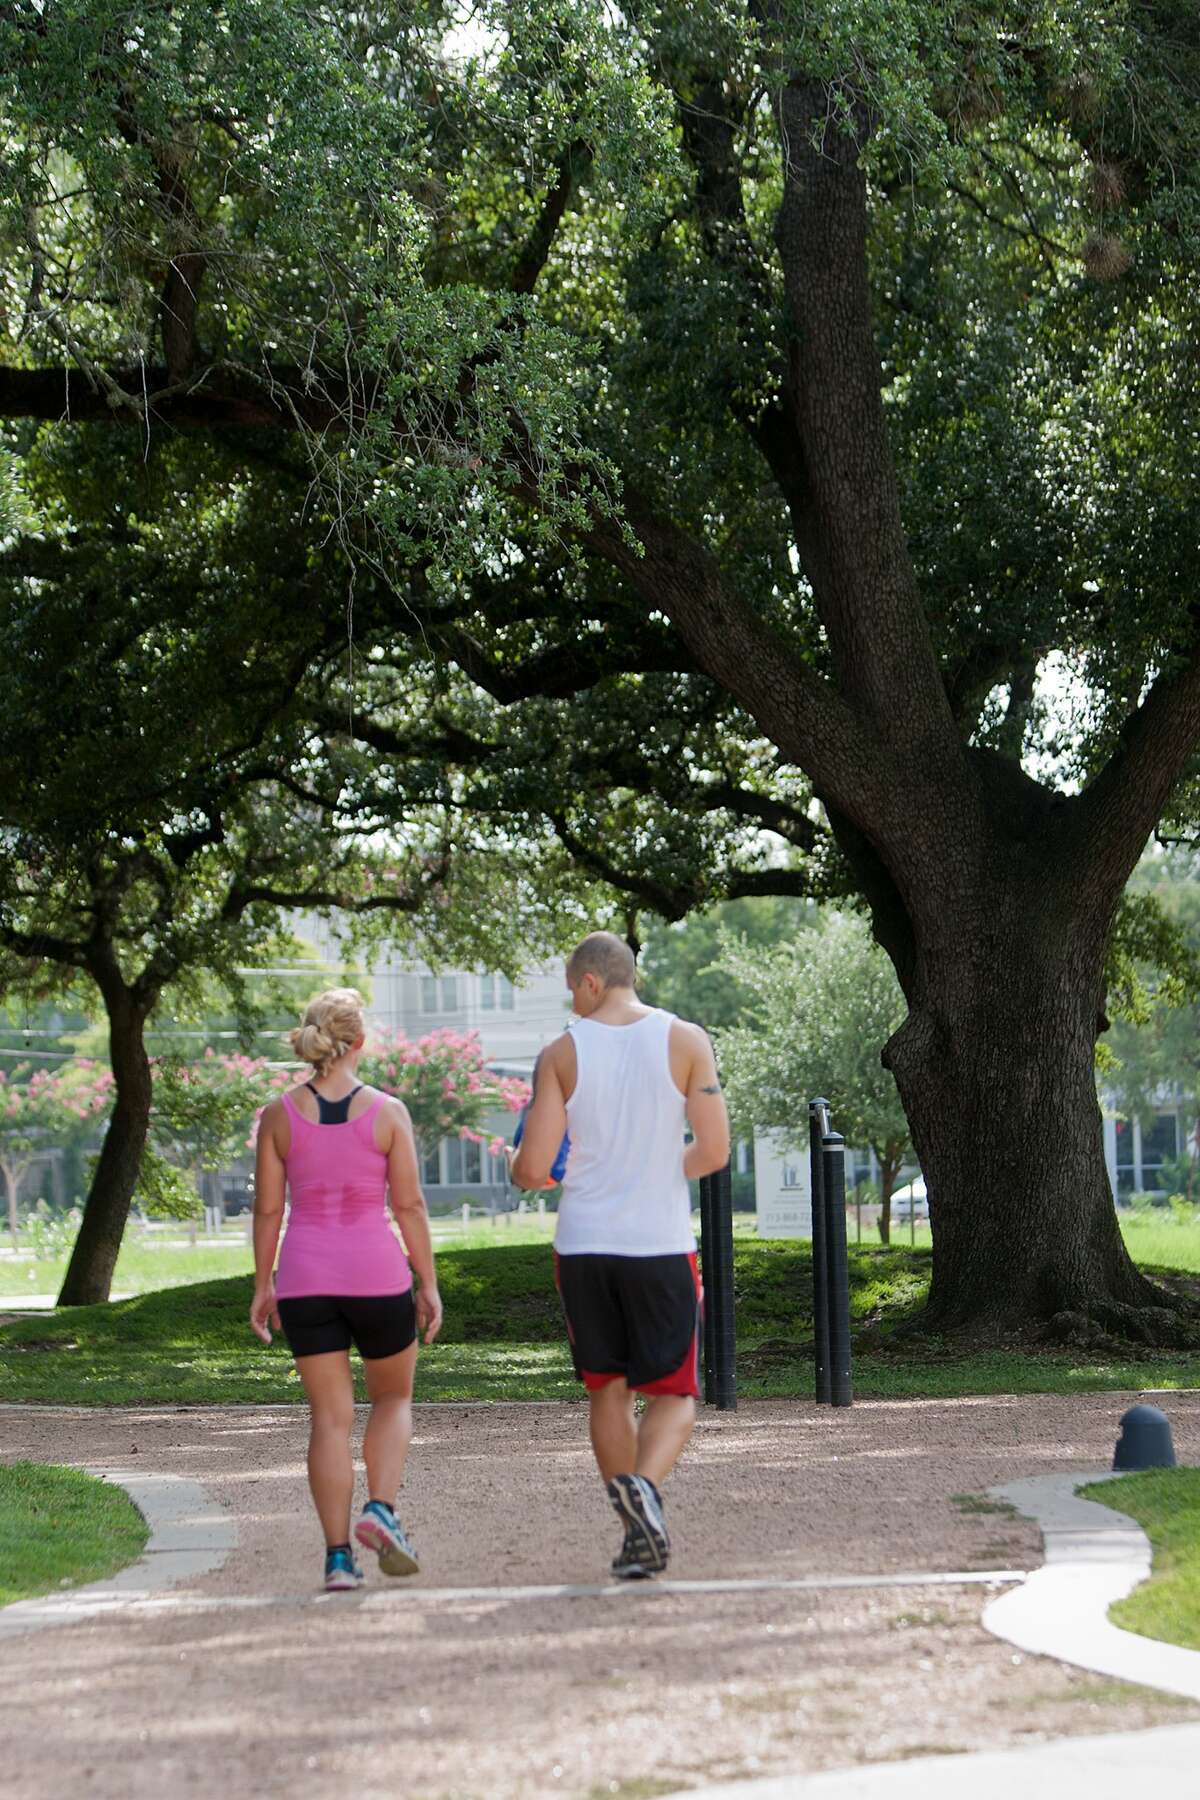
[
  {"left": 1119, "top": 1215, "right": 1200, "bottom": 1274},
  {"left": 0, "top": 1214, "right": 565, "bottom": 1297},
  {"left": 4, "top": 1208, "right": 1197, "bottom": 1299},
  {"left": 1079, "top": 1470, "right": 1200, "bottom": 1653},
  {"left": 0, "top": 1461, "right": 149, "bottom": 1605},
  {"left": 4, "top": 1239, "right": 1200, "bottom": 1406}
]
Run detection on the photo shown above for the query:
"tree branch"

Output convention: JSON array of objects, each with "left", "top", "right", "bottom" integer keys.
[
  {"left": 0, "top": 922, "right": 88, "bottom": 968},
  {"left": 771, "top": 75, "right": 958, "bottom": 751},
  {"left": 580, "top": 504, "right": 901, "bottom": 837},
  {"left": 431, "top": 619, "right": 695, "bottom": 701},
  {"left": 510, "top": 143, "right": 590, "bottom": 294},
  {"left": 1069, "top": 633, "right": 1200, "bottom": 893}
]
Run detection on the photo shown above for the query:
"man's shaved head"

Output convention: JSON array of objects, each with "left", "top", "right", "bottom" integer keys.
[{"left": 566, "top": 931, "right": 637, "bottom": 991}]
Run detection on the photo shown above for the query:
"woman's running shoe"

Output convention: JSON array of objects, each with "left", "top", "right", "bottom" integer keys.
[
  {"left": 354, "top": 1500, "right": 420, "bottom": 1577},
  {"left": 323, "top": 1547, "right": 365, "bottom": 1591},
  {"left": 606, "top": 1474, "right": 670, "bottom": 1574}
]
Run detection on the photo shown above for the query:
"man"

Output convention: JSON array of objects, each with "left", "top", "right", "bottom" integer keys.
[{"left": 511, "top": 930, "right": 730, "bottom": 1579}]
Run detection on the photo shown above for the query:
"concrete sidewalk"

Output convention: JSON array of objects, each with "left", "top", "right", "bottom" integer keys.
[
  {"left": 2, "top": 1393, "right": 1199, "bottom": 1798},
  {"left": 675, "top": 1723, "right": 1200, "bottom": 1799}
]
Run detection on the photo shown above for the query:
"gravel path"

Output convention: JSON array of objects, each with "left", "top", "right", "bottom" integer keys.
[{"left": 3, "top": 1392, "right": 1198, "bottom": 1798}]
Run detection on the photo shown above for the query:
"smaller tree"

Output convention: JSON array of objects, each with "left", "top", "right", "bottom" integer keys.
[
  {"left": 715, "top": 914, "right": 910, "bottom": 1242},
  {"left": 150, "top": 1053, "right": 291, "bottom": 1220},
  {"left": 360, "top": 1029, "right": 529, "bottom": 1170},
  {"left": 0, "top": 1061, "right": 112, "bottom": 1245}
]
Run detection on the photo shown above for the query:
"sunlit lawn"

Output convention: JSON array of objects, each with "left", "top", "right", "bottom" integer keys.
[
  {"left": 4, "top": 1236, "right": 1200, "bottom": 1407},
  {"left": 5, "top": 1209, "right": 1195, "bottom": 1299},
  {"left": 1082, "top": 1469, "right": 1200, "bottom": 1652},
  {"left": 0, "top": 1211, "right": 561, "bottom": 1296}
]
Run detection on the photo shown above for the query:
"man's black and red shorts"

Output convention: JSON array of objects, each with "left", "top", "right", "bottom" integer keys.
[{"left": 554, "top": 1251, "right": 702, "bottom": 1398}]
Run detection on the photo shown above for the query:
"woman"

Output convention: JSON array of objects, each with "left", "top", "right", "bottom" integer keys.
[{"left": 251, "top": 987, "right": 443, "bottom": 1591}]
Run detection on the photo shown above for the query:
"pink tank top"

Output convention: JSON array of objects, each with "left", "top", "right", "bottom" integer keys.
[{"left": 274, "top": 1088, "right": 412, "bottom": 1299}]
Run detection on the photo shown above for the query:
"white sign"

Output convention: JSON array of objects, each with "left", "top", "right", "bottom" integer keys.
[{"left": 754, "top": 1129, "right": 812, "bottom": 1238}]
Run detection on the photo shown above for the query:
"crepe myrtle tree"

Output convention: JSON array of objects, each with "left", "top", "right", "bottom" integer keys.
[
  {"left": 715, "top": 914, "right": 911, "bottom": 1243},
  {"left": 149, "top": 1051, "right": 292, "bottom": 1219},
  {"left": 9, "top": 2, "right": 1200, "bottom": 1341},
  {"left": 360, "top": 1028, "right": 530, "bottom": 1171},
  {"left": 0, "top": 1060, "right": 113, "bottom": 1246}
]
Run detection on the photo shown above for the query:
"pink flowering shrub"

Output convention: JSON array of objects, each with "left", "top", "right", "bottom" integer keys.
[
  {"left": 0, "top": 1061, "right": 114, "bottom": 1242},
  {"left": 360, "top": 1028, "right": 529, "bottom": 1156}
]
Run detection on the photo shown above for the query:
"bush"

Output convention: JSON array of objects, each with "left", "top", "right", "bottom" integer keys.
[
  {"left": 133, "top": 1146, "right": 202, "bottom": 1221},
  {"left": 23, "top": 1201, "right": 82, "bottom": 1262}
]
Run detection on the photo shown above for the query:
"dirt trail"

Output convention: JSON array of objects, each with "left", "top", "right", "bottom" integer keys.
[{"left": 3, "top": 1393, "right": 1198, "bottom": 1798}]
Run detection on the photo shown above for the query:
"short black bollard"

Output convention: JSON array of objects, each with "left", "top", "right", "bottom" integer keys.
[
  {"left": 1113, "top": 1403, "right": 1176, "bottom": 1471},
  {"left": 821, "top": 1130, "right": 853, "bottom": 1408},
  {"left": 809, "top": 1098, "right": 853, "bottom": 1408},
  {"left": 809, "top": 1100, "right": 832, "bottom": 1405},
  {"left": 698, "top": 1166, "right": 717, "bottom": 1404},
  {"left": 698, "top": 1162, "right": 737, "bottom": 1410}
]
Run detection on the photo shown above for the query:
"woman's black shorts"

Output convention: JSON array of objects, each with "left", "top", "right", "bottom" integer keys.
[{"left": 276, "top": 1292, "right": 416, "bottom": 1361}]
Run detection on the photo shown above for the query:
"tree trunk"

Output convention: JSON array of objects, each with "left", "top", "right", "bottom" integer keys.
[
  {"left": 57, "top": 994, "right": 152, "bottom": 1306},
  {"left": 877, "top": 1155, "right": 900, "bottom": 1248},
  {"left": 2, "top": 1162, "right": 19, "bottom": 1248},
  {"left": 883, "top": 901, "right": 1169, "bottom": 1339}
]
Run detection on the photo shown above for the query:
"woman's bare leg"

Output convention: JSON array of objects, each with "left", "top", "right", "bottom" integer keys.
[
  {"left": 362, "top": 1340, "right": 418, "bottom": 1505},
  {"left": 295, "top": 1351, "right": 355, "bottom": 1545}
]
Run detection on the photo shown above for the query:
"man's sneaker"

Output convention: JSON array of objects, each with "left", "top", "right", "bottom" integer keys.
[
  {"left": 611, "top": 1527, "right": 658, "bottom": 1581},
  {"left": 354, "top": 1500, "right": 420, "bottom": 1577},
  {"left": 606, "top": 1474, "right": 669, "bottom": 1574},
  {"left": 323, "top": 1547, "right": 365, "bottom": 1592}
]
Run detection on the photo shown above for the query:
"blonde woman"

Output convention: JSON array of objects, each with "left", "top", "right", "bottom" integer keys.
[{"left": 251, "top": 988, "right": 443, "bottom": 1591}]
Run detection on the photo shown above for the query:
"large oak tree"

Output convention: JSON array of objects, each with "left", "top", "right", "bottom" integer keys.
[{"left": 6, "top": 3, "right": 1200, "bottom": 1335}]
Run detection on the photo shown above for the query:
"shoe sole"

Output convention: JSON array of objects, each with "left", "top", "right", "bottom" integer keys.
[
  {"left": 611, "top": 1562, "right": 656, "bottom": 1581},
  {"left": 607, "top": 1478, "right": 668, "bottom": 1573},
  {"left": 355, "top": 1516, "right": 420, "bottom": 1578},
  {"left": 324, "top": 1571, "right": 364, "bottom": 1592}
]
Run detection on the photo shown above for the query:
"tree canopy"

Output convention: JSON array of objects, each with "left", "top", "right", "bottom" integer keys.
[{"left": 7, "top": 2, "right": 1200, "bottom": 1333}]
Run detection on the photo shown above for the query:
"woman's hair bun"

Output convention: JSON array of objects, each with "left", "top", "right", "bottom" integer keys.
[{"left": 288, "top": 988, "right": 366, "bottom": 1077}]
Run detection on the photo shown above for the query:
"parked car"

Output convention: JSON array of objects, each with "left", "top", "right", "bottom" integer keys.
[{"left": 890, "top": 1178, "right": 929, "bottom": 1222}]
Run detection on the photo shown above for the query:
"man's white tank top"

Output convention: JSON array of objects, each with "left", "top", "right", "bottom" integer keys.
[{"left": 556, "top": 1008, "right": 695, "bottom": 1257}]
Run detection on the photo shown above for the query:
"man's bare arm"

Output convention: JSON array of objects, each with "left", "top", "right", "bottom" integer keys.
[
  {"left": 510, "top": 1042, "right": 570, "bottom": 1190},
  {"left": 681, "top": 1025, "right": 730, "bottom": 1179}
]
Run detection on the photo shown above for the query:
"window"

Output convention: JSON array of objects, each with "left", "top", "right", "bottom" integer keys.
[
  {"left": 420, "top": 975, "right": 438, "bottom": 1014},
  {"left": 421, "top": 1141, "right": 441, "bottom": 1185},
  {"left": 440, "top": 975, "right": 458, "bottom": 1012},
  {"left": 443, "top": 1136, "right": 482, "bottom": 1184},
  {"left": 1142, "top": 1113, "right": 1179, "bottom": 1191},
  {"left": 1114, "top": 1117, "right": 1135, "bottom": 1197},
  {"left": 498, "top": 974, "right": 515, "bottom": 1011},
  {"left": 481, "top": 973, "right": 514, "bottom": 1011},
  {"left": 486, "top": 1146, "right": 507, "bottom": 1186}
]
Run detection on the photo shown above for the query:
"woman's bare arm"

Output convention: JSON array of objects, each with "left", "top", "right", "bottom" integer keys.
[
  {"left": 250, "top": 1101, "right": 286, "bottom": 1343},
  {"left": 384, "top": 1099, "right": 443, "bottom": 1343}
]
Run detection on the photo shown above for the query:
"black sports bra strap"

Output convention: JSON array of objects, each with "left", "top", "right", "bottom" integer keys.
[{"left": 305, "top": 1082, "right": 364, "bottom": 1125}]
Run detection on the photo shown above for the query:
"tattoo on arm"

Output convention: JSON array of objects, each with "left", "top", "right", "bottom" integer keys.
[{"left": 700, "top": 1082, "right": 722, "bottom": 1095}]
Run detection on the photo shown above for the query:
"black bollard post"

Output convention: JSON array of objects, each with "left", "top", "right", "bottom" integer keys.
[
  {"left": 698, "top": 1170, "right": 717, "bottom": 1404},
  {"left": 821, "top": 1130, "right": 853, "bottom": 1408},
  {"left": 809, "top": 1099, "right": 832, "bottom": 1404},
  {"left": 707, "top": 1160, "right": 737, "bottom": 1410}
]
